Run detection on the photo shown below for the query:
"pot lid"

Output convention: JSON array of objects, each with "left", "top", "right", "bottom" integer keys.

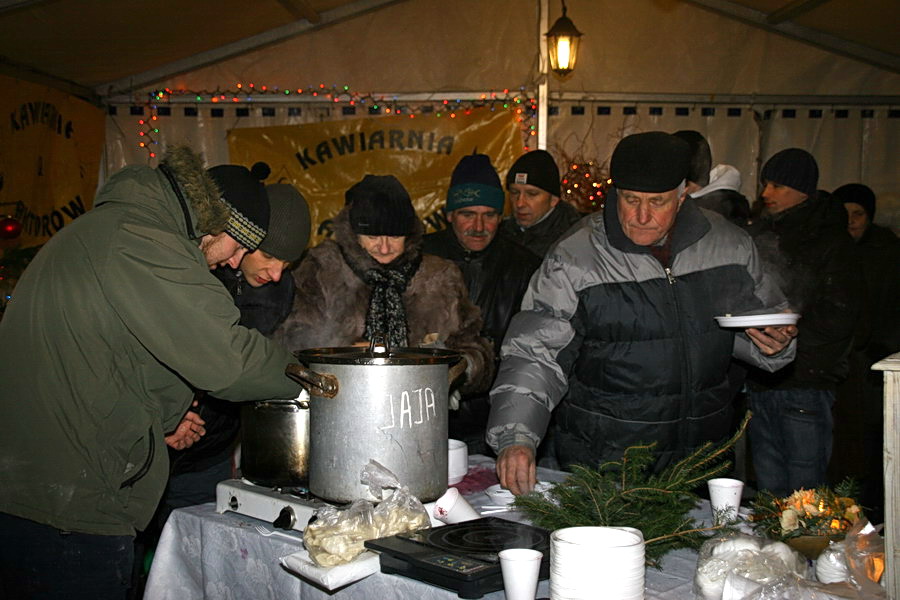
[{"left": 295, "top": 344, "right": 460, "bottom": 366}]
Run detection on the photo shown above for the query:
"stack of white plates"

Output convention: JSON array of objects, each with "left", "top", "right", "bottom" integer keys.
[{"left": 550, "top": 526, "right": 645, "bottom": 600}]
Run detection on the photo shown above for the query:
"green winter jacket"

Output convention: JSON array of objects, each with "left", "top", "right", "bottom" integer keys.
[{"left": 0, "top": 148, "right": 302, "bottom": 535}]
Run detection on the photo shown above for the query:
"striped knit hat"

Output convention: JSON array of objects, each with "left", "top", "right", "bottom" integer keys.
[{"left": 207, "top": 162, "right": 271, "bottom": 250}]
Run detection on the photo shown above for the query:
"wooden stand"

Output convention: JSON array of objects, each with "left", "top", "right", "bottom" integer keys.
[{"left": 873, "top": 352, "right": 899, "bottom": 598}]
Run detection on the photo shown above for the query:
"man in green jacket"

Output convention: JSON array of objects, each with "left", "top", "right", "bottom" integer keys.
[{"left": 0, "top": 146, "right": 304, "bottom": 598}]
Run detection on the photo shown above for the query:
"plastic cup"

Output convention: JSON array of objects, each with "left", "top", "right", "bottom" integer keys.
[
  {"left": 448, "top": 439, "right": 468, "bottom": 484},
  {"left": 432, "top": 487, "right": 480, "bottom": 523},
  {"left": 499, "top": 548, "right": 543, "bottom": 600},
  {"left": 708, "top": 478, "right": 744, "bottom": 524}
]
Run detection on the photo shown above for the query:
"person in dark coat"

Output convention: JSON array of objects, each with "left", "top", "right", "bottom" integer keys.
[
  {"left": 500, "top": 150, "right": 581, "bottom": 256},
  {"left": 159, "top": 183, "right": 311, "bottom": 520},
  {"left": 423, "top": 153, "right": 541, "bottom": 453},
  {"left": 743, "top": 149, "right": 860, "bottom": 498},
  {"left": 831, "top": 183, "right": 900, "bottom": 522}
]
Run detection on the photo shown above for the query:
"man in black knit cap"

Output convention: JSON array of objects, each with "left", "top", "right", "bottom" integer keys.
[
  {"left": 500, "top": 149, "right": 581, "bottom": 256},
  {"left": 487, "top": 132, "right": 797, "bottom": 495},
  {"left": 743, "top": 149, "right": 860, "bottom": 498},
  {"left": 423, "top": 153, "right": 541, "bottom": 453}
]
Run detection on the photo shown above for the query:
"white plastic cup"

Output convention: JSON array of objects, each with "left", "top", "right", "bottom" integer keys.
[
  {"left": 708, "top": 478, "right": 744, "bottom": 524},
  {"left": 499, "top": 548, "right": 543, "bottom": 600},
  {"left": 432, "top": 487, "right": 480, "bottom": 523},
  {"left": 448, "top": 439, "right": 468, "bottom": 485}
]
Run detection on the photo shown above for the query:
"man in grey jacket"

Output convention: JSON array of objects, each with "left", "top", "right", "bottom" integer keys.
[{"left": 487, "top": 132, "right": 798, "bottom": 495}]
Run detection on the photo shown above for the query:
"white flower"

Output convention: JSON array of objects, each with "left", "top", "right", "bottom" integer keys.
[{"left": 780, "top": 508, "right": 800, "bottom": 533}]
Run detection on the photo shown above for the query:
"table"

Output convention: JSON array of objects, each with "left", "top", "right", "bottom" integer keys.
[{"left": 144, "top": 458, "right": 701, "bottom": 599}]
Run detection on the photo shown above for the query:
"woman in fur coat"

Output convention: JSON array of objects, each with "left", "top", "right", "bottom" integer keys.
[{"left": 273, "top": 175, "right": 494, "bottom": 395}]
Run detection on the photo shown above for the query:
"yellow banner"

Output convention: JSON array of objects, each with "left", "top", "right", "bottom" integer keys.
[
  {"left": 0, "top": 75, "right": 106, "bottom": 248},
  {"left": 227, "top": 108, "right": 522, "bottom": 245}
]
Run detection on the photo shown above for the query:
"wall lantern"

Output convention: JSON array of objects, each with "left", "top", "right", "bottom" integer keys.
[{"left": 545, "top": 0, "right": 582, "bottom": 79}]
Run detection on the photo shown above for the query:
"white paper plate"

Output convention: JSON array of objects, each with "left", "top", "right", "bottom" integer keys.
[{"left": 714, "top": 313, "right": 800, "bottom": 328}]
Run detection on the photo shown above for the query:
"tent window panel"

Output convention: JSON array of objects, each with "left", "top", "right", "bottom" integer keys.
[
  {"left": 571, "top": 106, "right": 585, "bottom": 116},
  {"left": 211, "top": 108, "right": 224, "bottom": 118},
  {"left": 597, "top": 106, "right": 611, "bottom": 115},
  {"left": 236, "top": 108, "right": 250, "bottom": 117},
  {"left": 108, "top": 106, "right": 117, "bottom": 116},
  {"left": 809, "top": 109, "right": 823, "bottom": 119},
  {"left": 183, "top": 107, "right": 198, "bottom": 117},
  {"left": 781, "top": 109, "right": 796, "bottom": 118},
  {"left": 835, "top": 110, "right": 849, "bottom": 119},
  {"left": 342, "top": 106, "right": 356, "bottom": 116},
  {"left": 701, "top": 107, "right": 715, "bottom": 117},
  {"left": 129, "top": 106, "right": 144, "bottom": 116},
  {"left": 861, "top": 110, "right": 874, "bottom": 119},
  {"left": 889, "top": 110, "right": 900, "bottom": 119},
  {"left": 728, "top": 108, "right": 742, "bottom": 117},
  {"left": 261, "top": 107, "right": 276, "bottom": 117},
  {"left": 676, "top": 107, "right": 689, "bottom": 116},
  {"left": 549, "top": 106, "right": 559, "bottom": 116},
  {"left": 623, "top": 107, "right": 637, "bottom": 115},
  {"left": 649, "top": 107, "right": 663, "bottom": 116},
  {"left": 288, "top": 107, "right": 301, "bottom": 116}
]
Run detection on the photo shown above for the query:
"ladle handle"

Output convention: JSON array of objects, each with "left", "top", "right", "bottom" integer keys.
[{"left": 285, "top": 363, "right": 339, "bottom": 399}]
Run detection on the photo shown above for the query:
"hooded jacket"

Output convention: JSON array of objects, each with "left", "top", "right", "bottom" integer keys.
[
  {"left": 691, "top": 164, "right": 751, "bottom": 226},
  {"left": 273, "top": 208, "right": 494, "bottom": 394},
  {"left": 486, "top": 191, "right": 795, "bottom": 471},
  {"left": 744, "top": 197, "right": 860, "bottom": 389},
  {"left": 0, "top": 147, "right": 302, "bottom": 535}
]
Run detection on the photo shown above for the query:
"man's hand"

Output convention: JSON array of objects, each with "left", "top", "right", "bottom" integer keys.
[
  {"left": 496, "top": 444, "right": 536, "bottom": 496},
  {"left": 165, "top": 410, "right": 206, "bottom": 450},
  {"left": 746, "top": 324, "right": 798, "bottom": 356}
]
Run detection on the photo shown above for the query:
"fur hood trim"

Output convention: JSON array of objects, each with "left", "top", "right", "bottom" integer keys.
[
  {"left": 159, "top": 145, "right": 229, "bottom": 236},
  {"left": 332, "top": 204, "right": 425, "bottom": 276}
]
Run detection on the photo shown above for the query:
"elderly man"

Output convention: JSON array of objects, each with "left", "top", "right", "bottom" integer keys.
[
  {"left": 743, "top": 150, "right": 860, "bottom": 498},
  {"left": 487, "top": 132, "right": 798, "bottom": 495},
  {"left": 0, "top": 146, "right": 304, "bottom": 597},
  {"left": 423, "top": 153, "right": 541, "bottom": 452},
  {"left": 500, "top": 149, "right": 581, "bottom": 256}
]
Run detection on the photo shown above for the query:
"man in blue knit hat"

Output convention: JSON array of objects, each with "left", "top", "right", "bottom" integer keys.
[{"left": 424, "top": 152, "right": 541, "bottom": 453}]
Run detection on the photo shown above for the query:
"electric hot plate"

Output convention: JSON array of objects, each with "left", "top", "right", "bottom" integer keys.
[{"left": 364, "top": 517, "right": 550, "bottom": 599}]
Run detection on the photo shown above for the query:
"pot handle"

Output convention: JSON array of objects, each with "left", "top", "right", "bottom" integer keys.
[
  {"left": 285, "top": 363, "right": 339, "bottom": 399},
  {"left": 448, "top": 355, "right": 468, "bottom": 387}
]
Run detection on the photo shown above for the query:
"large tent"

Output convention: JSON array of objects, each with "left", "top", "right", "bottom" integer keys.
[{"left": 1, "top": 0, "right": 898, "bottom": 239}]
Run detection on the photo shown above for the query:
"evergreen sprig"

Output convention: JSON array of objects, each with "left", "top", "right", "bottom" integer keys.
[{"left": 514, "top": 412, "right": 751, "bottom": 565}]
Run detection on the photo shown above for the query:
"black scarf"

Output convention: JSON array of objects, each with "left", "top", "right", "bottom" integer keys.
[{"left": 361, "top": 258, "right": 420, "bottom": 347}]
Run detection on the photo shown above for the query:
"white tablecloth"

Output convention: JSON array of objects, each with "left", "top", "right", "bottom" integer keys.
[{"left": 144, "top": 457, "right": 701, "bottom": 599}]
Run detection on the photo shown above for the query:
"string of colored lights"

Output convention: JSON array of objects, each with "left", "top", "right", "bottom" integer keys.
[{"left": 131, "top": 84, "right": 539, "bottom": 157}]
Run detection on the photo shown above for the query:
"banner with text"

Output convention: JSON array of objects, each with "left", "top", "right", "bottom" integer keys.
[
  {"left": 227, "top": 108, "right": 522, "bottom": 245},
  {"left": 0, "top": 75, "right": 106, "bottom": 248}
]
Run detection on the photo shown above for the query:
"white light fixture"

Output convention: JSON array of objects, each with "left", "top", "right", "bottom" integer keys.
[{"left": 545, "top": 0, "right": 583, "bottom": 79}]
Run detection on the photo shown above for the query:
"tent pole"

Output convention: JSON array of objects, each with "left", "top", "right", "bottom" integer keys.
[{"left": 538, "top": 0, "right": 549, "bottom": 150}]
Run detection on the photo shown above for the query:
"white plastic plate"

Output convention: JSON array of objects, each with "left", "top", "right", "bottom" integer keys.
[{"left": 714, "top": 313, "right": 800, "bottom": 328}]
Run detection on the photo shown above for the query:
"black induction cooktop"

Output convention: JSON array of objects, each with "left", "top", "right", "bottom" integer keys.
[{"left": 364, "top": 517, "right": 550, "bottom": 599}]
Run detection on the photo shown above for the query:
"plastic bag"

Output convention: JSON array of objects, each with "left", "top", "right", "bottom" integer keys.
[
  {"left": 693, "top": 532, "right": 806, "bottom": 600},
  {"left": 303, "top": 460, "right": 429, "bottom": 567},
  {"left": 843, "top": 519, "right": 887, "bottom": 598}
]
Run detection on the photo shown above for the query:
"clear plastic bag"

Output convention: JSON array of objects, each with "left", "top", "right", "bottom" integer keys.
[
  {"left": 693, "top": 532, "right": 806, "bottom": 600},
  {"left": 303, "top": 460, "right": 430, "bottom": 567}
]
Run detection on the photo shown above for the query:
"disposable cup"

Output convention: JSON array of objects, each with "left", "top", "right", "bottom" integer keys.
[
  {"left": 433, "top": 487, "right": 480, "bottom": 523},
  {"left": 448, "top": 439, "right": 468, "bottom": 485},
  {"left": 499, "top": 548, "right": 543, "bottom": 600},
  {"left": 708, "top": 478, "right": 744, "bottom": 524}
]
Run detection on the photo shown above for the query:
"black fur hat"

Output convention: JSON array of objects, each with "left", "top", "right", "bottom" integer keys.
[{"left": 346, "top": 174, "right": 417, "bottom": 237}]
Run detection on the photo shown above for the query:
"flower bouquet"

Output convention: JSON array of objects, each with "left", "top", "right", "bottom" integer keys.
[{"left": 749, "top": 479, "right": 863, "bottom": 560}]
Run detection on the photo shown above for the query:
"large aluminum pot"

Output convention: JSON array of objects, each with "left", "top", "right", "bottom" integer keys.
[
  {"left": 289, "top": 343, "right": 463, "bottom": 504},
  {"left": 240, "top": 390, "right": 310, "bottom": 488}
]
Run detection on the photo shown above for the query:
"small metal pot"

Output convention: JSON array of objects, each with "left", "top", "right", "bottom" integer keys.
[{"left": 240, "top": 391, "right": 310, "bottom": 488}]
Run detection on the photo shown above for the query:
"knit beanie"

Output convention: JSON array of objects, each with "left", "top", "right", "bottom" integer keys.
[
  {"left": 673, "top": 130, "right": 711, "bottom": 187},
  {"left": 760, "top": 148, "right": 818, "bottom": 198},
  {"left": 610, "top": 132, "right": 690, "bottom": 193},
  {"left": 346, "top": 174, "right": 417, "bottom": 236},
  {"left": 833, "top": 183, "right": 876, "bottom": 221},
  {"left": 446, "top": 153, "right": 505, "bottom": 213},
  {"left": 505, "top": 150, "right": 561, "bottom": 196},
  {"left": 259, "top": 184, "right": 311, "bottom": 262},
  {"left": 207, "top": 162, "right": 271, "bottom": 250}
]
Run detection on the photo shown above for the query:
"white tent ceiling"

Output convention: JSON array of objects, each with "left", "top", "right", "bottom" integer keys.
[{"left": 1, "top": 0, "right": 898, "bottom": 105}]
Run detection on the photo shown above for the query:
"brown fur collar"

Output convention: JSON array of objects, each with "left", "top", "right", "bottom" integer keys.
[
  {"left": 331, "top": 205, "right": 425, "bottom": 277},
  {"left": 159, "top": 145, "right": 229, "bottom": 236}
]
